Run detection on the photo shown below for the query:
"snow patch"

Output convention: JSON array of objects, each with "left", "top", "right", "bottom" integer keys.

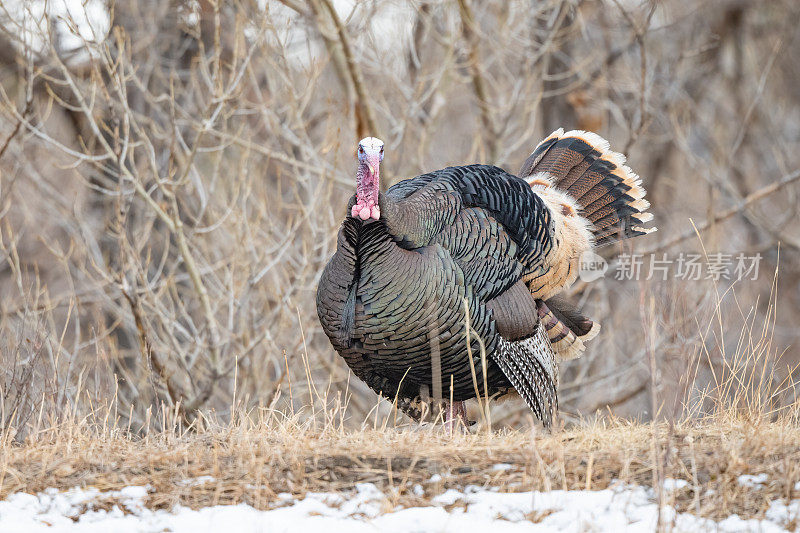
[
  {"left": 178, "top": 476, "right": 216, "bottom": 487},
  {"left": 1, "top": 481, "right": 798, "bottom": 532},
  {"left": 662, "top": 478, "right": 690, "bottom": 491},
  {"left": 737, "top": 474, "right": 768, "bottom": 489}
]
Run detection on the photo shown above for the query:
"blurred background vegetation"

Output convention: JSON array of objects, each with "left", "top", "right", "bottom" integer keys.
[{"left": 0, "top": 0, "right": 798, "bottom": 435}]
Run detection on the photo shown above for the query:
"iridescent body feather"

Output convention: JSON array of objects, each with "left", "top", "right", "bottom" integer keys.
[{"left": 317, "top": 131, "right": 655, "bottom": 428}]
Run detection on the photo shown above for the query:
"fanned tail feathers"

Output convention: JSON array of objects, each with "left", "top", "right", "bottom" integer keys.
[
  {"left": 516, "top": 129, "right": 656, "bottom": 362},
  {"left": 520, "top": 128, "right": 656, "bottom": 246}
]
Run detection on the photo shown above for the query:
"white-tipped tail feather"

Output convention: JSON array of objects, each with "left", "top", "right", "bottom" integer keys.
[{"left": 519, "top": 129, "right": 657, "bottom": 359}]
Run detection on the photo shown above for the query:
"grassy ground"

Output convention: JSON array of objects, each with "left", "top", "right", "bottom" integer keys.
[
  {"left": 2, "top": 272, "right": 795, "bottom": 527},
  {"left": 2, "top": 407, "right": 799, "bottom": 526}
]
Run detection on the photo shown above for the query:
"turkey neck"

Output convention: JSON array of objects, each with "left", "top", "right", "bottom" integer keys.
[
  {"left": 376, "top": 192, "right": 402, "bottom": 236},
  {"left": 378, "top": 189, "right": 456, "bottom": 249}
]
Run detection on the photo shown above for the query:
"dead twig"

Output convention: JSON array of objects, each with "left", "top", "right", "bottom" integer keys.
[{"left": 644, "top": 169, "right": 800, "bottom": 255}]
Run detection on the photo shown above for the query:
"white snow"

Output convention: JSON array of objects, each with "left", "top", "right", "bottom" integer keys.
[
  {"left": 178, "top": 476, "right": 216, "bottom": 487},
  {"left": 1, "top": 481, "right": 799, "bottom": 532},
  {"left": 662, "top": 478, "right": 690, "bottom": 491},
  {"left": 737, "top": 474, "right": 768, "bottom": 489}
]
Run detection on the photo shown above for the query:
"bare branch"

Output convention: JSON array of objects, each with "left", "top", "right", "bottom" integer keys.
[{"left": 456, "top": 0, "right": 496, "bottom": 161}]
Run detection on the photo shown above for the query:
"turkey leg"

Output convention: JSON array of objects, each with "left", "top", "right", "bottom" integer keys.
[{"left": 444, "top": 400, "right": 468, "bottom": 434}]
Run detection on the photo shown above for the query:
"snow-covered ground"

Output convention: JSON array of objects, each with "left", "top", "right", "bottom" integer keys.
[{"left": 1, "top": 479, "right": 799, "bottom": 532}]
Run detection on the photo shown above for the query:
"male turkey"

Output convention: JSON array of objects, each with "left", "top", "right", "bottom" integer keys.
[{"left": 316, "top": 129, "right": 655, "bottom": 428}]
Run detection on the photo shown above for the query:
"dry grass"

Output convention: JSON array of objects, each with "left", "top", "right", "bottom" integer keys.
[{"left": 2, "top": 407, "right": 800, "bottom": 524}]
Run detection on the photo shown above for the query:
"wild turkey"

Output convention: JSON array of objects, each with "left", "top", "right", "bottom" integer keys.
[{"left": 316, "top": 129, "right": 655, "bottom": 428}]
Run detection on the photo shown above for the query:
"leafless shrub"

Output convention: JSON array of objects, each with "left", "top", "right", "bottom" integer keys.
[{"left": 0, "top": 0, "right": 798, "bottom": 434}]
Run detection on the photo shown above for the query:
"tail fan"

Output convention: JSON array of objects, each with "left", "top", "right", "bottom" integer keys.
[{"left": 520, "top": 129, "right": 656, "bottom": 246}]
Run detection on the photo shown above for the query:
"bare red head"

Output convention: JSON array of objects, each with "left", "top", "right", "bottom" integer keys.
[{"left": 352, "top": 137, "right": 384, "bottom": 221}]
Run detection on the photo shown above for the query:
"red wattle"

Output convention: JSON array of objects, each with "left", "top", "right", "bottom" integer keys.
[{"left": 354, "top": 158, "right": 381, "bottom": 220}]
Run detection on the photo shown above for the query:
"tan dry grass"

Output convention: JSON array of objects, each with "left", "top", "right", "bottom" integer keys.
[{"left": 2, "top": 408, "right": 800, "bottom": 524}]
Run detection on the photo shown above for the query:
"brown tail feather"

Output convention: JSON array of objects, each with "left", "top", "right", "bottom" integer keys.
[
  {"left": 520, "top": 129, "right": 655, "bottom": 246},
  {"left": 536, "top": 297, "right": 599, "bottom": 361}
]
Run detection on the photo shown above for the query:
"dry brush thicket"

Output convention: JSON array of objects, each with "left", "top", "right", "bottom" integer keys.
[{"left": 0, "top": 0, "right": 798, "bottom": 435}]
